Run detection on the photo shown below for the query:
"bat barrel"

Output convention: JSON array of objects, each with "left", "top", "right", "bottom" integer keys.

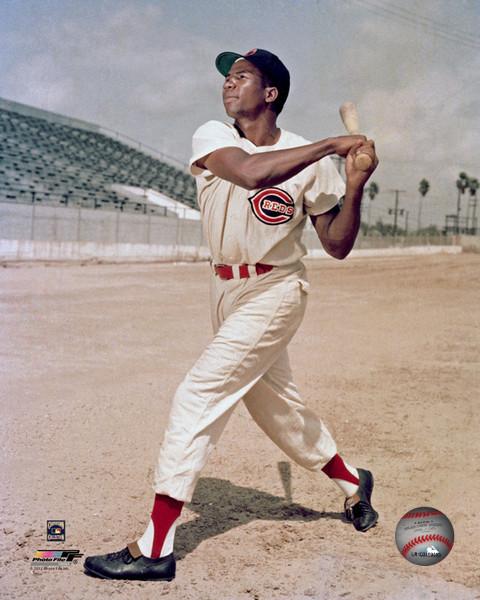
[{"left": 339, "top": 101, "right": 372, "bottom": 171}]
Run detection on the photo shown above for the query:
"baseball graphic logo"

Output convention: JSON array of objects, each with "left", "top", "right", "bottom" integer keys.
[
  {"left": 395, "top": 507, "right": 454, "bottom": 566},
  {"left": 248, "top": 188, "right": 295, "bottom": 225}
]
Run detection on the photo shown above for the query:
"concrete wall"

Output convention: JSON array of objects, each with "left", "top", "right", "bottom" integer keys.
[
  {"left": 0, "top": 239, "right": 209, "bottom": 262},
  {"left": 0, "top": 201, "right": 473, "bottom": 263},
  {"left": 458, "top": 234, "right": 480, "bottom": 252},
  {"left": 303, "top": 228, "right": 455, "bottom": 250},
  {"left": 0, "top": 238, "right": 462, "bottom": 263},
  {"left": 306, "top": 246, "right": 462, "bottom": 259},
  {"left": 0, "top": 202, "right": 204, "bottom": 246}
]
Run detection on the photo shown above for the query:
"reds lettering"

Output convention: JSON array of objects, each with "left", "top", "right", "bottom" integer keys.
[{"left": 248, "top": 188, "right": 295, "bottom": 225}]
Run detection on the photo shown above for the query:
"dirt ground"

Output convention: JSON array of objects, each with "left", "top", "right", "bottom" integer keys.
[{"left": 1, "top": 253, "right": 479, "bottom": 600}]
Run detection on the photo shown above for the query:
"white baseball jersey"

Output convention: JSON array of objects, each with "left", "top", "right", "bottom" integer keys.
[
  {"left": 154, "top": 119, "right": 343, "bottom": 504},
  {"left": 189, "top": 120, "right": 345, "bottom": 266}
]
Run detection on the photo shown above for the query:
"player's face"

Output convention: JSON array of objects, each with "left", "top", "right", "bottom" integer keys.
[{"left": 222, "top": 60, "right": 268, "bottom": 118}]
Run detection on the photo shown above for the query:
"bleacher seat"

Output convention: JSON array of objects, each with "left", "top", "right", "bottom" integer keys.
[{"left": 0, "top": 105, "right": 197, "bottom": 213}]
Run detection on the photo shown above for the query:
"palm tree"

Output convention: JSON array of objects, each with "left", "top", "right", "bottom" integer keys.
[
  {"left": 366, "top": 181, "right": 379, "bottom": 234},
  {"left": 467, "top": 177, "right": 479, "bottom": 233},
  {"left": 456, "top": 172, "right": 470, "bottom": 233},
  {"left": 417, "top": 178, "right": 430, "bottom": 233}
]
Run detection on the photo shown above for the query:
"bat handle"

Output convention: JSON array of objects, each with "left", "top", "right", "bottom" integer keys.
[
  {"left": 349, "top": 128, "right": 372, "bottom": 171},
  {"left": 354, "top": 151, "right": 373, "bottom": 172}
]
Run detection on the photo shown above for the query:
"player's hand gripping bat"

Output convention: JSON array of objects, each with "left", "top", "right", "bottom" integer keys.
[{"left": 339, "top": 102, "right": 373, "bottom": 172}]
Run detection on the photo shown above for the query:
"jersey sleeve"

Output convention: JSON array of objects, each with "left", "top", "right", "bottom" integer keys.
[
  {"left": 303, "top": 156, "right": 346, "bottom": 216},
  {"left": 189, "top": 120, "right": 241, "bottom": 177}
]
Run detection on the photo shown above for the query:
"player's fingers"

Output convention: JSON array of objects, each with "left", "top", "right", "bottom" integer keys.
[
  {"left": 356, "top": 142, "right": 375, "bottom": 157},
  {"left": 358, "top": 140, "right": 375, "bottom": 151},
  {"left": 351, "top": 142, "right": 378, "bottom": 171},
  {"left": 349, "top": 147, "right": 371, "bottom": 163},
  {"left": 347, "top": 140, "right": 365, "bottom": 155}
]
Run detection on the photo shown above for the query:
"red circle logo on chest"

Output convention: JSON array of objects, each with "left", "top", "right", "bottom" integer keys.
[{"left": 248, "top": 188, "right": 295, "bottom": 225}]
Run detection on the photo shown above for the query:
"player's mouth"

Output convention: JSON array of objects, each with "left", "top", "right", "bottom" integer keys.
[{"left": 223, "top": 96, "right": 238, "bottom": 102}]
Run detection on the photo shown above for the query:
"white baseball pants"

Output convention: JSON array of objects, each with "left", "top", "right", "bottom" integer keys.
[{"left": 153, "top": 262, "right": 337, "bottom": 502}]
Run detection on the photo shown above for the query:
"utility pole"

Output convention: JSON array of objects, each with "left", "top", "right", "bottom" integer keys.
[
  {"left": 466, "top": 195, "right": 478, "bottom": 234},
  {"left": 388, "top": 189, "right": 406, "bottom": 238},
  {"left": 456, "top": 189, "right": 462, "bottom": 234},
  {"left": 472, "top": 195, "right": 478, "bottom": 235}
]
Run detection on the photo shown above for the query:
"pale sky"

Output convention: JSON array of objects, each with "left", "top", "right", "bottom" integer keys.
[{"left": 1, "top": 0, "right": 479, "bottom": 228}]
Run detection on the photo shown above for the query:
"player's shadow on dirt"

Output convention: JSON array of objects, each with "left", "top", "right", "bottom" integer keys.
[{"left": 175, "top": 476, "right": 343, "bottom": 560}]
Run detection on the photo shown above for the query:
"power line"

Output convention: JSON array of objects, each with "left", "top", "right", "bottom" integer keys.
[
  {"left": 345, "top": 0, "right": 480, "bottom": 50},
  {"left": 377, "top": 1, "right": 479, "bottom": 41},
  {"left": 347, "top": 0, "right": 480, "bottom": 48},
  {"left": 356, "top": 0, "right": 479, "bottom": 43}
]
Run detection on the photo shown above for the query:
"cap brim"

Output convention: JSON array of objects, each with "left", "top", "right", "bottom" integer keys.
[{"left": 215, "top": 52, "right": 244, "bottom": 76}]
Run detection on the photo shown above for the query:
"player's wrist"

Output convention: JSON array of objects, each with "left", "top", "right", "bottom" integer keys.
[
  {"left": 314, "top": 137, "right": 336, "bottom": 159},
  {"left": 345, "top": 177, "right": 366, "bottom": 200}
]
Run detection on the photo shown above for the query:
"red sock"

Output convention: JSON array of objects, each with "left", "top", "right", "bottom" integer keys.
[
  {"left": 151, "top": 494, "right": 183, "bottom": 558},
  {"left": 137, "top": 494, "right": 184, "bottom": 558},
  {"left": 321, "top": 454, "right": 360, "bottom": 497},
  {"left": 321, "top": 454, "right": 359, "bottom": 485}
]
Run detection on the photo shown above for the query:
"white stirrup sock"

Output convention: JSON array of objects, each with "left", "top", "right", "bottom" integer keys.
[
  {"left": 137, "top": 517, "right": 179, "bottom": 558},
  {"left": 135, "top": 494, "right": 183, "bottom": 558},
  {"left": 321, "top": 453, "right": 360, "bottom": 497}
]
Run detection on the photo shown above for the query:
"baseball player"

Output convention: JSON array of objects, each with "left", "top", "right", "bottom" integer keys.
[{"left": 84, "top": 48, "right": 379, "bottom": 582}]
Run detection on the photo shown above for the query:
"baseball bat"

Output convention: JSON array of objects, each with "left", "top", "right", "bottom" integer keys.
[{"left": 339, "top": 101, "right": 373, "bottom": 172}]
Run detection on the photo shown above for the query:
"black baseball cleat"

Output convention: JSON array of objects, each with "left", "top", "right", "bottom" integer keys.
[
  {"left": 344, "top": 468, "right": 379, "bottom": 532},
  {"left": 83, "top": 542, "right": 175, "bottom": 581}
]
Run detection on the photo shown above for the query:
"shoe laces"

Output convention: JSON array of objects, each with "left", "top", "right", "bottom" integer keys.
[
  {"left": 106, "top": 547, "right": 133, "bottom": 564},
  {"left": 351, "top": 500, "right": 375, "bottom": 518}
]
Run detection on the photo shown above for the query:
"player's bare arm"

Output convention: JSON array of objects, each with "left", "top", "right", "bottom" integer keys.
[
  {"left": 311, "top": 140, "right": 379, "bottom": 260},
  {"left": 84, "top": 48, "right": 380, "bottom": 583},
  {"left": 197, "top": 135, "right": 368, "bottom": 190}
]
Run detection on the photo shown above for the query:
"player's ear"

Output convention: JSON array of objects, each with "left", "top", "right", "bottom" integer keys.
[{"left": 264, "top": 86, "right": 279, "bottom": 106}]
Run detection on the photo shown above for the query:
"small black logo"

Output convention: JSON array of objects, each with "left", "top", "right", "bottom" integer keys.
[{"left": 47, "top": 520, "right": 66, "bottom": 542}]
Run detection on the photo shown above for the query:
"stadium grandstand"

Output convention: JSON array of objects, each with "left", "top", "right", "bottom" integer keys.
[
  {"left": 0, "top": 97, "right": 197, "bottom": 215},
  {"left": 0, "top": 98, "right": 466, "bottom": 262}
]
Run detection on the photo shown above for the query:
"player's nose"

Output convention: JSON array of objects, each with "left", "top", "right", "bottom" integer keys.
[{"left": 223, "top": 77, "right": 235, "bottom": 90}]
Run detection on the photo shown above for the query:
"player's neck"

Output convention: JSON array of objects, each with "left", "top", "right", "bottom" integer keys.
[{"left": 233, "top": 114, "right": 281, "bottom": 147}]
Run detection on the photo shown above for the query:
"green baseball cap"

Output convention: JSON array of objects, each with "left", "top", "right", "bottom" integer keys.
[{"left": 215, "top": 48, "right": 290, "bottom": 112}]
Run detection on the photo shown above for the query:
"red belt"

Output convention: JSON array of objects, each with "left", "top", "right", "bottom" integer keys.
[{"left": 214, "top": 262, "right": 274, "bottom": 280}]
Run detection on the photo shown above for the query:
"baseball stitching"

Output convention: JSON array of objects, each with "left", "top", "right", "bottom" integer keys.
[
  {"left": 402, "top": 511, "right": 443, "bottom": 519},
  {"left": 401, "top": 534, "right": 453, "bottom": 557}
]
